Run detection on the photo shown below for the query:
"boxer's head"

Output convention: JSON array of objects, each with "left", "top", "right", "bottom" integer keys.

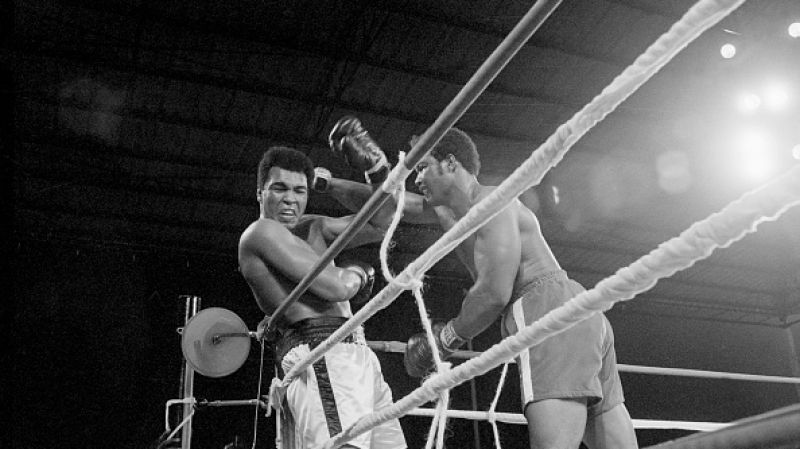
[
  {"left": 414, "top": 128, "right": 480, "bottom": 205},
  {"left": 257, "top": 146, "right": 314, "bottom": 228}
]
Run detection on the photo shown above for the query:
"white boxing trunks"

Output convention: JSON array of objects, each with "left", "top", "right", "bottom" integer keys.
[{"left": 275, "top": 317, "right": 406, "bottom": 449}]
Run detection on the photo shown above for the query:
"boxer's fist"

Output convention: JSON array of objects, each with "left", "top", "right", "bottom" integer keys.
[
  {"left": 328, "top": 116, "right": 389, "bottom": 184},
  {"left": 341, "top": 260, "right": 376, "bottom": 305},
  {"left": 403, "top": 321, "right": 467, "bottom": 378},
  {"left": 404, "top": 322, "right": 446, "bottom": 378},
  {"left": 312, "top": 167, "right": 332, "bottom": 192}
]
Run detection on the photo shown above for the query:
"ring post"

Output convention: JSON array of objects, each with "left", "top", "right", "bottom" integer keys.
[{"left": 179, "top": 295, "right": 202, "bottom": 449}]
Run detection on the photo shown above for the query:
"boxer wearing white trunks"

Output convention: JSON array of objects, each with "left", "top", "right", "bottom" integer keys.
[{"left": 239, "top": 144, "right": 406, "bottom": 449}]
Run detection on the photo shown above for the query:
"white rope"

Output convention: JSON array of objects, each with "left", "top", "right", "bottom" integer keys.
[
  {"left": 489, "top": 362, "right": 511, "bottom": 449},
  {"left": 423, "top": 403, "right": 441, "bottom": 449},
  {"left": 377, "top": 150, "right": 425, "bottom": 294},
  {"left": 365, "top": 342, "right": 800, "bottom": 384},
  {"left": 437, "top": 391, "right": 450, "bottom": 449},
  {"left": 375, "top": 149, "right": 450, "bottom": 449},
  {"left": 379, "top": 150, "right": 460, "bottom": 449},
  {"left": 378, "top": 151, "right": 409, "bottom": 283},
  {"left": 323, "top": 167, "right": 800, "bottom": 448},
  {"left": 616, "top": 364, "right": 800, "bottom": 384},
  {"left": 380, "top": 152, "right": 414, "bottom": 195},
  {"left": 413, "top": 287, "right": 451, "bottom": 449},
  {"left": 405, "top": 408, "right": 732, "bottom": 432},
  {"left": 282, "top": 0, "right": 748, "bottom": 390},
  {"left": 429, "top": 386, "right": 451, "bottom": 449}
]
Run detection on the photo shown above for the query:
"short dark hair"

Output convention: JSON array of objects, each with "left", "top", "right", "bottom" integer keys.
[
  {"left": 257, "top": 146, "right": 314, "bottom": 190},
  {"left": 429, "top": 127, "right": 480, "bottom": 175}
]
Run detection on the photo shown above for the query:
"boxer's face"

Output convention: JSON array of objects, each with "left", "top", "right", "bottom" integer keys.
[
  {"left": 259, "top": 167, "right": 308, "bottom": 228},
  {"left": 414, "top": 154, "right": 451, "bottom": 206}
]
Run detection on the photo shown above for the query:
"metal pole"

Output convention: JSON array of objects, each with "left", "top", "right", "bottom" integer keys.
[
  {"left": 784, "top": 323, "right": 800, "bottom": 400},
  {"left": 643, "top": 403, "right": 800, "bottom": 449},
  {"left": 180, "top": 295, "right": 202, "bottom": 449},
  {"left": 266, "top": 0, "right": 565, "bottom": 337},
  {"left": 467, "top": 340, "right": 482, "bottom": 449}
]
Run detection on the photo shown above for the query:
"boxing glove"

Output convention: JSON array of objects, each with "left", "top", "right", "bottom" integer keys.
[
  {"left": 311, "top": 167, "right": 332, "bottom": 193},
  {"left": 340, "top": 260, "right": 376, "bottom": 305},
  {"left": 403, "top": 320, "right": 468, "bottom": 378},
  {"left": 328, "top": 116, "right": 390, "bottom": 184}
]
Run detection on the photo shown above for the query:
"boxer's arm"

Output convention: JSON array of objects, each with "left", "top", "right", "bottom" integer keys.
[
  {"left": 318, "top": 211, "right": 387, "bottom": 248},
  {"left": 326, "top": 116, "right": 439, "bottom": 225},
  {"left": 240, "top": 219, "right": 362, "bottom": 302},
  {"left": 326, "top": 176, "right": 440, "bottom": 225},
  {"left": 450, "top": 206, "right": 519, "bottom": 339}
]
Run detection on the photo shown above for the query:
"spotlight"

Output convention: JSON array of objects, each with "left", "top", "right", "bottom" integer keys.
[
  {"left": 789, "top": 22, "right": 800, "bottom": 38},
  {"left": 720, "top": 43, "right": 737, "bottom": 59},
  {"left": 733, "top": 128, "right": 776, "bottom": 182},
  {"left": 763, "top": 82, "right": 790, "bottom": 111},
  {"left": 793, "top": 144, "right": 800, "bottom": 160},
  {"left": 736, "top": 92, "right": 761, "bottom": 114}
]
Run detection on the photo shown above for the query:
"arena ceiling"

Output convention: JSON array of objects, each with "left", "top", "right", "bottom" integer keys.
[{"left": 9, "top": 0, "right": 800, "bottom": 327}]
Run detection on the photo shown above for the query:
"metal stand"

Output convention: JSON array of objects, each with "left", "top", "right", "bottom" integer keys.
[{"left": 180, "top": 295, "right": 202, "bottom": 449}]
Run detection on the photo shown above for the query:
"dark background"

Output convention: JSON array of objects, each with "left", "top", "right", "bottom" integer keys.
[{"left": 7, "top": 0, "right": 800, "bottom": 448}]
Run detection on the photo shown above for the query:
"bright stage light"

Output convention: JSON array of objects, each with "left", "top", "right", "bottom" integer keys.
[
  {"left": 763, "top": 82, "right": 791, "bottom": 111},
  {"left": 793, "top": 144, "right": 800, "bottom": 160},
  {"left": 733, "top": 128, "right": 776, "bottom": 182},
  {"left": 736, "top": 92, "right": 761, "bottom": 114},
  {"left": 719, "top": 43, "right": 736, "bottom": 59},
  {"left": 789, "top": 22, "right": 800, "bottom": 38}
]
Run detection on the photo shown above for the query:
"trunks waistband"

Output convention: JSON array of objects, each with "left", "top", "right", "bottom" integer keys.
[
  {"left": 275, "top": 316, "right": 366, "bottom": 364},
  {"left": 511, "top": 270, "right": 568, "bottom": 301}
]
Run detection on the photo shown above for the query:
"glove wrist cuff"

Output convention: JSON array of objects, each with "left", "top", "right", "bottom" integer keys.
[
  {"left": 312, "top": 167, "right": 332, "bottom": 192},
  {"left": 364, "top": 157, "right": 390, "bottom": 185},
  {"left": 440, "top": 321, "right": 468, "bottom": 352}
]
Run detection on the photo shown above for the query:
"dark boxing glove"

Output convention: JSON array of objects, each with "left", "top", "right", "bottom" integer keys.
[
  {"left": 311, "top": 167, "right": 332, "bottom": 193},
  {"left": 328, "top": 116, "right": 390, "bottom": 184},
  {"left": 341, "top": 260, "right": 376, "bottom": 305},
  {"left": 403, "top": 321, "right": 468, "bottom": 378}
]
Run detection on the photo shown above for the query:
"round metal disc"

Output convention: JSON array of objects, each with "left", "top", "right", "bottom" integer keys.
[{"left": 181, "top": 307, "right": 251, "bottom": 378}]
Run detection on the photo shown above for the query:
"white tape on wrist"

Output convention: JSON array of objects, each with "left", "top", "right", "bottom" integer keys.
[{"left": 440, "top": 321, "right": 468, "bottom": 351}]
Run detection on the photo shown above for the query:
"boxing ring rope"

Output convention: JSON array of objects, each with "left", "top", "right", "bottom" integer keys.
[
  {"left": 263, "top": 0, "right": 566, "bottom": 339},
  {"left": 162, "top": 334, "right": 799, "bottom": 440},
  {"left": 280, "top": 0, "right": 749, "bottom": 388},
  {"left": 370, "top": 338, "right": 799, "bottom": 433},
  {"left": 366, "top": 341, "right": 800, "bottom": 384},
  {"left": 404, "top": 408, "right": 730, "bottom": 432},
  {"left": 406, "top": 405, "right": 800, "bottom": 447},
  {"left": 320, "top": 168, "right": 800, "bottom": 449}
]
